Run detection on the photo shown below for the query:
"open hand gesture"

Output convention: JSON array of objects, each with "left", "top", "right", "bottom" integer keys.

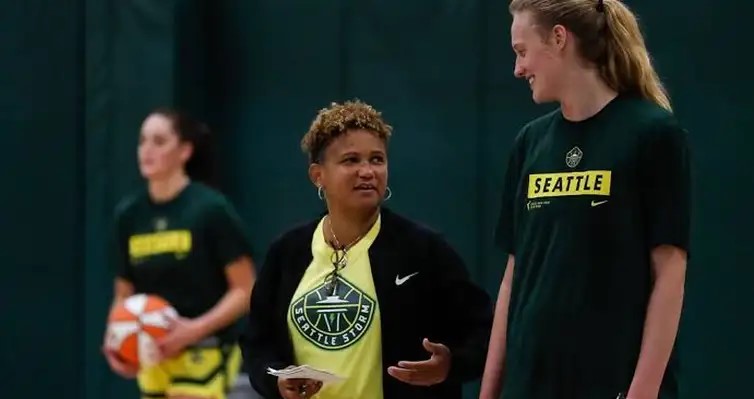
[{"left": 388, "top": 338, "right": 451, "bottom": 386}]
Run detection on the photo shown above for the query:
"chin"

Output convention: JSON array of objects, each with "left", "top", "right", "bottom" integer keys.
[
  {"left": 532, "top": 90, "right": 556, "bottom": 104},
  {"left": 351, "top": 195, "right": 381, "bottom": 209},
  {"left": 138, "top": 168, "right": 160, "bottom": 180}
]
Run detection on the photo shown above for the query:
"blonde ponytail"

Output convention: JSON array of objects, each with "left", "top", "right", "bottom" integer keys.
[
  {"left": 601, "top": 0, "right": 672, "bottom": 111},
  {"left": 509, "top": 0, "right": 672, "bottom": 111}
]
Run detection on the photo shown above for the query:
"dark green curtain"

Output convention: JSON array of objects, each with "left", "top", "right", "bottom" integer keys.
[
  {"left": 0, "top": 1, "right": 85, "bottom": 398},
  {"left": 2, "top": 1, "right": 752, "bottom": 399}
]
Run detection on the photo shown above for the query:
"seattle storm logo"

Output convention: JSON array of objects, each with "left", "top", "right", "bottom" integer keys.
[
  {"left": 290, "top": 277, "right": 376, "bottom": 350},
  {"left": 565, "top": 146, "right": 583, "bottom": 168}
]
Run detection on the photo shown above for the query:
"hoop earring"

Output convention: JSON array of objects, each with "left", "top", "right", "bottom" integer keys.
[
  {"left": 384, "top": 186, "right": 392, "bottom": 201},
  {"left": 317, "top": 186, "right": 325, "bottom": 200}
]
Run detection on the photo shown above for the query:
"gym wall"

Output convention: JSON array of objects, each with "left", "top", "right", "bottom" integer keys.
[{"left": 2, "top": 1, "right": 751, "bottom": 399}]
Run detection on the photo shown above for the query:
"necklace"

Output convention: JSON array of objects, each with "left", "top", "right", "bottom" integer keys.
[{"left": 324, "top": 216, "right": 367, "bottom": 294}]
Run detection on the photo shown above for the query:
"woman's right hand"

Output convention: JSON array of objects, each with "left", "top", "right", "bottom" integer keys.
[
  {"left": 277, "top": 378, "right": 323, "bottom": 399},
  {"left": 104, "top": 280, "right": 139, "bottom": 379},
  {"left": 102, "top": 346, "right": 139, "bottom": 379}
]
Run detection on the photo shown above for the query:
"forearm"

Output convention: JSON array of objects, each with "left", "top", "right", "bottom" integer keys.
[
  {"left": 110, "top": 278, "right": 134, "bottom": 311},
  {"left": 193, "top": 286, "right": 251, "bottom": 339},
  {"left": 479, "top": 256, "right": 514, "bottom": 398},
  {"left": 628, "top": 255, "right": 685, "bottom": 398},
  {"left": 479, "top": 293, "right": 509, "bottom": 396}
]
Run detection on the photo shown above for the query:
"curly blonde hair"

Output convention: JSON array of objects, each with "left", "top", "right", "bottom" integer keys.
[{"left": 301, "top": 99, "right": 393, "bottom": 163}]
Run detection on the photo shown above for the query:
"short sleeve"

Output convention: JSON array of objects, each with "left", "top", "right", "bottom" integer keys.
[
  {"left": 639, "top": 118, "right": 692, "bottom": 253},
  {"left": 494, "top": 131, "right": 526, "bottom": 254},
  {"left": 112, "top": 203, "right": 134, "bottom": 281},
  {"left": 206, "top": 201, "right": 254, "bottom": 267}
]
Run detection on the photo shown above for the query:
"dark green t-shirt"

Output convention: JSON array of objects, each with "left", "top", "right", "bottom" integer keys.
[
  {"left": 496, "top": 94, "right": 691, "bottom": 399},
  {"left": 113, "top": 181, "right": 253, "bottom": 342}
]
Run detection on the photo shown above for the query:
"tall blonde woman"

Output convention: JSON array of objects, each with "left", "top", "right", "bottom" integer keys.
[{"left": 480, "top": 1, "right": 691, "bottom": 398}]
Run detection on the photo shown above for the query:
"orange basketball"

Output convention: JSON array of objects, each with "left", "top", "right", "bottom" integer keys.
[{"left": 105, "top": 294, "right": 178, "bottom": 367}]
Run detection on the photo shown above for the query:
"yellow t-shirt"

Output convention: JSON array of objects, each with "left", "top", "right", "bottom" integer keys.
[{"left": 287, "top": 216, "right": 384, "bottom": 399}]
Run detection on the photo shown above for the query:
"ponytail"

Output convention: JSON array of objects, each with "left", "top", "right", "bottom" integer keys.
[
  {"left": 601, "top": 0, "right": 672, "bottom": 111},
  {"left": 509, "top": 0, "right": 672, "bottom": 111},
  {"left": 183, "top": 121, "right": 215, "bottom": 187}
]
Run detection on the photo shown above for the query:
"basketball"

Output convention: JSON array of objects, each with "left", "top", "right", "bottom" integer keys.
[{"left": 105, "top": 294, "right": 178, "bottom": 367}]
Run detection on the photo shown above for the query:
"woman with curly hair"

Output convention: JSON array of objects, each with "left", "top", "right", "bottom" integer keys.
[{"left": 241, "top": 100, "right": 493, "bottom": 399}]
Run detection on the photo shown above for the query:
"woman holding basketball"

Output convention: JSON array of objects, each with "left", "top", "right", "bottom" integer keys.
[
  {"left": 103, "top": 108, "right": 257, "bottom": 399},
  {"left": 241, "top": 100, "right": 493, "bottom": 399},
  {"left": 479, "top": 1, "right": 691, "bottom": 398}
]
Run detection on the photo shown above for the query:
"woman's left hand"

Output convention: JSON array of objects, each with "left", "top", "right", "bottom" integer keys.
[
  {"left": 388, "top": 338, "right": 451, "bottom": 386},
  {"left": 157, "top": 317, "right": 203, "bottom": 360}
]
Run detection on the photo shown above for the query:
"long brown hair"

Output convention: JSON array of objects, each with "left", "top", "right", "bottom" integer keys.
[{"left": 510, "top": 0, "right": 672, "bottom": 111}]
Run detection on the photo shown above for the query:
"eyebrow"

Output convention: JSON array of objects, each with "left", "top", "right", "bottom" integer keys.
[
  {"left": 340, "top": 150, "right": 385, "bottom": 157},
  {"left": 339, "top": 151, "right": 361, "bottom": 159}
]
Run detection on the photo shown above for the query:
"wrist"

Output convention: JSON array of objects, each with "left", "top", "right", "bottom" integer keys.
[
  {"left": 628, "top": 373, "right": 663, "bottom": 399},
  {"left": 187, "top": 317, "right": 211, "bottom": 340},
  {"left": 626, "top": 386, "right": 658, "bottom": 399}
]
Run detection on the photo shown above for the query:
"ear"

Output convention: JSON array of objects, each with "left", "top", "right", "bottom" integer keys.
[
  {"left": 551, "top": 24, "right": 568, "bottom": 51},
  {"left": 308, "top": 163, "right": 323, "bottom": 188},
  {"left": 180, "top": 141, "right": 194, "bottom": 164}
]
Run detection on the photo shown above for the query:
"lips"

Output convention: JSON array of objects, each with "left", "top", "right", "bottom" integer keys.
[{"left": 354, "top": 183, "right": 376, "bottom": 191}]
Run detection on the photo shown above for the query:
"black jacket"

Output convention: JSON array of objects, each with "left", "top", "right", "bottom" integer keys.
[{"left": 241, "top": 208, "right": 493, "bottom": 399}]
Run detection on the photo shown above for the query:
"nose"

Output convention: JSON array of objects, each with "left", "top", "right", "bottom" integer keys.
[
  {"left": 138, "top": 142, "right": 154, "bottom": 158},
  {"left": 514, "top": 61, "right": 525, "bottom": 78},
  {"left": 357, "top": 161, "right": 375, "bottom": 178}
]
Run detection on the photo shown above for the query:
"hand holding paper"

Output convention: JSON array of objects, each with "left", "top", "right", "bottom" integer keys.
[
  {"left": 268, "top": 365, "right": 344, "bottom": 398},
  {"left": 277, "top": 377, "right": 322, "bottom": 399}
]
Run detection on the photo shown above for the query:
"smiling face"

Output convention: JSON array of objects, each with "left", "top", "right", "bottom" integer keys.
[
  {"left": 511, "top": 10, "right": 569, "bottom": 104},
  {"left": 309, "top": 129, "right": 388, "bottom": 214}
]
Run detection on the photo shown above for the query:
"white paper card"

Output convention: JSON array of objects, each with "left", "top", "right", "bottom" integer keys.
[{"left": 266, "top": 365, "right": 345, "bottom": 384}]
